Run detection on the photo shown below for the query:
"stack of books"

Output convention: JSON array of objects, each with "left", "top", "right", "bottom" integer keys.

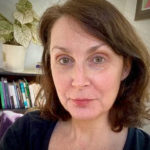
[{"left": 0, "top": 78, "right": 41, "bottom": 110}]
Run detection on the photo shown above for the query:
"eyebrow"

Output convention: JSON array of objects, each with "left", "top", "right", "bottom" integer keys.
[{"left": 51, "top": 43, "right": 106, "bottom": 54}]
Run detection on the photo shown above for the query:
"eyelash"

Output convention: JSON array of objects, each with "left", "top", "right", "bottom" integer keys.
[
  {"left": 57, "top": 56, "right": 73, "bottom": 65},
  {"left": 56, "top": 54, "right": 106, "bottom": 65}
]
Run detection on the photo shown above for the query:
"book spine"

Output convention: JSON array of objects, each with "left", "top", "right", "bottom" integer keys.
[
  {"left": 0, "top": 81, "right": 5, "bottom": 109},
  {"left": 19, "top": 81, "right": 28, "bottom": 108},
  {"left": 13, "top": 82, "right": 20, "bottom": 109},
  {"left": 8, "top": 83, "right": 15, "bottom": 109},
  {"left": 16, "top": 82, "right": 25, "bottom": 108},
  {"left": 16, "top": 82, "right": 25, "bottom": 109},
  {"left": 1, "top": 78, "right": 7, "bottom": 109},
  {"left": 24, "top": 82, "right": 31, "bottom": 108},
  {"left": 10, "top": 84, "right": 18, "bottom": 109},
  {"left": 29, "top": 84, "right": 35, "bottom": 107},
  {"left": 4, "top": 79, "right": 11, "bottom": 109}
]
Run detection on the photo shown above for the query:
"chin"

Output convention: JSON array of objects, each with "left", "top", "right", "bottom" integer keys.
[
  {"left": 68, "top": 107, "right": 103, "bottom": 121},
  {"left": 63, "top": 100, "right": 109, "bottom": 121}
]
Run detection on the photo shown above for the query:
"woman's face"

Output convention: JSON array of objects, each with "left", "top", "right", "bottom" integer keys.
[{"left": 50, "top": 16, "right": 129, "bottom": 120}]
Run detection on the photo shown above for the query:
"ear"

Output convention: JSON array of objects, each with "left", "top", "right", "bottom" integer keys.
[{"left": 121, "top": 58, "right": 131, "bottom": 81}]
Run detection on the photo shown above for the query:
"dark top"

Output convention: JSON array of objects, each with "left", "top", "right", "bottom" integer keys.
[{"left": 0, "top": 111, "right": 150, "bottom": 150}]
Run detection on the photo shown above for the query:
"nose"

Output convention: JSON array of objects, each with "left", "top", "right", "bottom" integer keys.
[{"left": 71, "top": 64, "right": 90, "bottom": 88}]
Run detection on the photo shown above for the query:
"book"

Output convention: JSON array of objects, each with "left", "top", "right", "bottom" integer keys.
[
  {"left": 29, "top": 83, "right": 44, "bottom": 107},
  {"left": 29, "top": 84, "right": 35, "bottom": 107},
  {"left": 19, "top": 80, "right": 28, "bottom": 108},
  {"left": 8, "top": 83, "right": 15, "bottom": 109},
  {"left": 1, "top": 78, "right": 8, "bottom": 109},
  {"left": 3, "top": 78, "right": 11, "bottom": 109},
  {"left": 16, "top": 82, "right": 25, "bottom": 109},
  {"left": 24, "top": 79, "right": 32, "bottom": 107},
  {"left": 23, "top": 82, "right": 31, "bottom": 108},
  {"left": 0, "top": 96, "right": 2, "bottom": 109},
  {"left": 9, "top": 83, "right": 18, "bottom": 109},
  {"left": 0, "top": 81, "right": 5, "bottom": 109},
  {"left": 13, "top": 81, "right": 21, "bottom": 109}
]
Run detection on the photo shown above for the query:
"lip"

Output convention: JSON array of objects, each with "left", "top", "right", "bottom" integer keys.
[
  {"left": 71, "top": 98, "right": 94, "bottom": 106},
  {"left": 72, "top": 98, "right": 93, "bottom": 101}
]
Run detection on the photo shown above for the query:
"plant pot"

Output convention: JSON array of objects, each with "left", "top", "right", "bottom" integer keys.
[{"left": 2, "top": 44, "right": 26, "bottom": 72}]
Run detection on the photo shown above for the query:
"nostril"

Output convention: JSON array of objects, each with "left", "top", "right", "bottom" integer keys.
[
  {"left": 71, "top": 65, "right": 90, "bottom": 87},
  {"left": 71, "top": 78, "right": 90, "bottom": 87}
]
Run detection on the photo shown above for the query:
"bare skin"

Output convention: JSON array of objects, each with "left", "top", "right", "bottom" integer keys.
[
  {"left": 48, "top": 15, "right": 130, "bottom": 150},
  {"left": 48, "top": 114, "right": 128, "bottom": 150}
]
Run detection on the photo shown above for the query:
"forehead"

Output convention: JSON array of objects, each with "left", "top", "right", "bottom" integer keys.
[
  {"left": 51, "top": 15, "right": 87, "bottom": 38},
  {"left": 50, "top": 16, "right": 106, "bottom": 51}
]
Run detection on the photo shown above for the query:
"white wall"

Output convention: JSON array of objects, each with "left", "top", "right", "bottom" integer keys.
[
  {"left": 108, "top": 0, "right": 150, "bottom": 51},
  {"left": 124, "top": 0, "right": 150, "bottom": 51},
  {"left": 0, "top": 0, "right": 60, "bottom": 69},
  {"left": 0, "top": 0, "right": 150, "bottom": 69},
  {"left": 108, "top": 0, "right": 150, "bottom": 135},
  {"left": 107, "top": 0, "right": 127, "bottom": 13}
]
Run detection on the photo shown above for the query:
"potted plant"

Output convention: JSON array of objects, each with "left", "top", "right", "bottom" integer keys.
[{"left": 0, "top": 0, "right": 40, "bottom": 72}]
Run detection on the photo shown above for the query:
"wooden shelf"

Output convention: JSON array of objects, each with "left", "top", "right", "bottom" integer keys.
[
  {"left": 0, "top": 68, "right": 41, "bottom": 113},
  {"left": 0, "top": 108, "right": 27, "bottom": 114},
  {"left": 0, "top": 68, "right": 41, "bottom": 76},
  {"left": 0, "top": 68, "right": 42, "bottom": 81}
]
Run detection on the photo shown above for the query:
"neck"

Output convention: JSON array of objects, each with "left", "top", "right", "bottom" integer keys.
[
  {"left": 58, "top": 113, "right": 128, "bottom": 150},
  {"left": 69, "top": 112, "right": 112, "bottom": 140}
]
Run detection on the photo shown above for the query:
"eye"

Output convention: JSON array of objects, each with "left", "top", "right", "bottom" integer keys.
[
  {"left": 57, "top": 56, "right": 73, "bottom": 65},
  {"left": 92, "top": 56, "right": 105, "bottom": 64}
]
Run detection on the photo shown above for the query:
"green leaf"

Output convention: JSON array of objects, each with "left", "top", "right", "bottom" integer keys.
[
  {"left": 0, "top": 36, "right": 6, "bottom": 43},
  {"left": 0, "top": 14, "right": 7, "bottom": 21},
  {"left": 14, "top": 10, "right": 33, "bottom": 24},
  {"left": 0, "top": 13, "right": 11, "bottom": 23},
  {"left": 32, "top": 10, "right": 40, "bottom": 21},
  {"left": 31, "top": 22, "right": 41, "bottom": 45},
  {"left": 0, "top": 1, "right": 40, "bottom": 47},
  {"left": 0, "top": 20, "right": 13, "bottom": 34},
  {"left": 0, "top": 33, "right": 14, "bottom": 43},
  {"left": 16, "top": 0, "right": 32, "bottom": 13},
  {"left": 14, "top": 24, "right": 32, "bottom": 47}
]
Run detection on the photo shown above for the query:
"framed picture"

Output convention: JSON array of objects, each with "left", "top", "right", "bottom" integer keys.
[{"left": 135, "top": 0, "right": 150, "bottom": 20}]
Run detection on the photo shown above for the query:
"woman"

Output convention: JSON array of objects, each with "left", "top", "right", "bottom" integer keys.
[{"left": 0, "top": 0, "right": 150, "bottom": 150}]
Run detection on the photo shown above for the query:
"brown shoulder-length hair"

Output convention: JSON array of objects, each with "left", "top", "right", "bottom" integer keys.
[{"left": 37, "top": 0, "right": 150, "bottom": 132}]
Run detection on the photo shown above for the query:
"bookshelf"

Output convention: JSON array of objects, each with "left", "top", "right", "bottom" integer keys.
[
  {"left": 0, "top": 68, "right": 40, "bottom": 79},
  {"left": 0, "top": 68, "right": 41, "bottom": 114}
]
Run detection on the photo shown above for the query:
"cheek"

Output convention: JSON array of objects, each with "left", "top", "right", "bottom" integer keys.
[
  {"left": 93, "top": 68, "right": 122, "bottom": 97},
  {"left": 51, "top": 66, "right": 70, "bottom": 98},
  {"left": 97, "top": 72, "right": 121, "bottom": 88}
]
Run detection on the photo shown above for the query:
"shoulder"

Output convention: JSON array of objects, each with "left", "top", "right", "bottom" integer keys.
[
  {"left": 7, "top": 110, "right": 57, "bottom": 135},
  {"left": 124, "top": 128, "right": 150, "bottom": 150},
  {"left": 0, "top": 110, "right": 57, "bottom": 150}
]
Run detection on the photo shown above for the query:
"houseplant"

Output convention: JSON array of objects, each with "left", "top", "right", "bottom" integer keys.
[{"left": 0, "top": 0, "right": 40, "bottom": 72}]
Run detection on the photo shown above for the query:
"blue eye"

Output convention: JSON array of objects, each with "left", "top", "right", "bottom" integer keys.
[{"left": 93, "top": 56, "right": 104, "bottom": 64}]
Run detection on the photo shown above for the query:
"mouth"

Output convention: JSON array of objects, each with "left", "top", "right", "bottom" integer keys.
[{"left": 71, "top": 98, "right": 94, "bottom": 106}]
